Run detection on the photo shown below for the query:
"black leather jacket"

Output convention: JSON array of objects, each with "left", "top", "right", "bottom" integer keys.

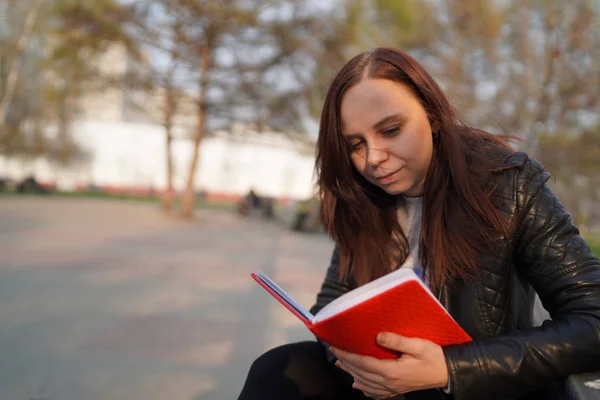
[{"left": 310, "top": 153, "right": 600, "bottom": 400}]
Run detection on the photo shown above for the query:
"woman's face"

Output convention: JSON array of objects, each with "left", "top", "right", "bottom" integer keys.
[{"left": 340, "top": 79, "right": 434, "bottom": 197}]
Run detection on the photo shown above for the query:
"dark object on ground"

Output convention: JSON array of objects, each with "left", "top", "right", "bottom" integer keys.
[
  {"left": 237, "top": 189, "right": 274, "bottom": 219},
  {"left": 16, "top": 176, "right": 50, "bottom": 194},
  {"left": 0, "top": 177, "right": 16, "bottom": 192},
  {"left": 261, "top": 197, "right": 274, "bottom": 219},
  {"left": 292, "top": 210, "right": 308, "bottom": 231},
  {"left": 87, "top": 183, "right": 101, "bottom": 192},
  {"left": 291, "top": 196, "right": 322, "bottom": 232}
]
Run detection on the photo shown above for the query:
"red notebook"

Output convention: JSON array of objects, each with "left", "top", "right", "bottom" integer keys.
[{"left": 252, "top": 259, "right": 472, "bottom": 359}]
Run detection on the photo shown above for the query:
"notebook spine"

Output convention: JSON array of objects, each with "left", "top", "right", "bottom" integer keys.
[{"left": 251, "top": 273, "right": 312, "bottom": 325}]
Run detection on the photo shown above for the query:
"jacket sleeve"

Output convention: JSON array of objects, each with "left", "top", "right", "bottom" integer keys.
[
  {"left": 442, "top": 157, "right": 600, "bottom": 400},
  {"left": 310, "top": 245, "right": 354, "bottom": 363}
]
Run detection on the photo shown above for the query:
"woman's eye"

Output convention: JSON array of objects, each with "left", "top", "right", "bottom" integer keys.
[
  {"left": 351, "top": 141, "right": 364, "bottom": 151},
  {"left": 382, "top": 127, "right": 400, "bottom": 136}
]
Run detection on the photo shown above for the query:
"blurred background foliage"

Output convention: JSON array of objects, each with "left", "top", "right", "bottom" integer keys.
[{"left": 0, "top": 0, "right": 598, "bottom": 226}]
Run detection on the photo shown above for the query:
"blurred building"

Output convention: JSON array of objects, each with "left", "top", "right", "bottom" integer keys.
[{"left": 0, "top": 44, "right": 317, "bottom": 201}]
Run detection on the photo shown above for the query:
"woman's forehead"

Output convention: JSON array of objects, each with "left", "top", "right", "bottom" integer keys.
[{"left": 340, "top": 79, "right": 418, "bottom": 134}]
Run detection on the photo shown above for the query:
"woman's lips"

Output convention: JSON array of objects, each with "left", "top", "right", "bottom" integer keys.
[{"left": 375, "top": 168, "right": 402, "bottom": 185}]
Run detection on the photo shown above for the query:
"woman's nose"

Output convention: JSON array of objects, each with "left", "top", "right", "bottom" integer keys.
[{"left": 366, "top": 145, "right": 389, "bottom": 166}]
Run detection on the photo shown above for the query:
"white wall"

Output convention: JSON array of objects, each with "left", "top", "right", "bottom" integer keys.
[
  {"left": 0, "top": 120, "right": 317, "bottom": 200},
  {"left": 193, "top": 134, "right": 316, "bottom": 199}
]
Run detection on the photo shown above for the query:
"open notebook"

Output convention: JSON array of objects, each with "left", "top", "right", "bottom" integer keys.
[{"left": 252, "top": 258, "right": 472, "bottom": 359}]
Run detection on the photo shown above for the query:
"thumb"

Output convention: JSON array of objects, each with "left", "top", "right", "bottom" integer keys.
[{"left": 376, "top": 332, "right": 426, "bottom": 355}]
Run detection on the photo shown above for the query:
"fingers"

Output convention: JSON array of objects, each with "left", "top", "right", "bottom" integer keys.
[
  {"left": 352, "top": 381, "right": 395, "bottom": 399},
  {"left": 335, "top": 360, "right": 386, "bottom": 388},
  {"left": 335, "top": 360, "right": 395, "bottom": 398},
  {"left": 376, "top": 333, "right": 426, "bottom": 356},
  {"left": 330, "top": 347, "right": 387, "bottom": 375}
]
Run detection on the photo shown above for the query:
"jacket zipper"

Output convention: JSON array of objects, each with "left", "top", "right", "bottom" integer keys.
[{"left": 437, "top": 276, "right": 444, "bottom": 302}]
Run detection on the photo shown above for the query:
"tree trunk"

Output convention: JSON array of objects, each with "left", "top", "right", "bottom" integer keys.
[
  {"left": 180, "top": 44, "right": 212, "bottom": 219},
  {"left": 56, "top": 81, "right": 72, "bottom": 163},
  {"left": 160, "top": 61, "right": 178, "bottom": 213},
  {"left": 0, "top": 0, "right": 41, "bottom": 132},
  {"left": 162, "top": 121, "right": 175, "bottom": 213}
]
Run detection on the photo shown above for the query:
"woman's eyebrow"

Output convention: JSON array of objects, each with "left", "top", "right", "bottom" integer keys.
[
  {"left": 372, "top": 114, "right": 405, "bottom": 131},
  {"left": 344, "top": 114, "right": 406, "bottom": 138}
]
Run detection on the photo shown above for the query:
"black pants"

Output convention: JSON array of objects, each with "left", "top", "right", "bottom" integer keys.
[{"left": 237, "top": 341, "right": 445, "bottom": 400}]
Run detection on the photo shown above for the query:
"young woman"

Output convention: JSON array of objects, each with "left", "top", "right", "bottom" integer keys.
[{"left": 237, "top": 48, "right": 600, "bottom": 400}]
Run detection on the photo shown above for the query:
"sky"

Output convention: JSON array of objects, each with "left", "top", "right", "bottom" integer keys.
[{"left": 132, "top": 0, "right": 341, "bottom": 135}]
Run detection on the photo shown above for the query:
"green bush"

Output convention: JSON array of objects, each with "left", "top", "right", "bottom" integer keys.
[
  {"left": 585, "top": 234, "right": 600, "bottom": 258},
  {"left": 590, "top": 244, "right": 600, "bottom": 258}
]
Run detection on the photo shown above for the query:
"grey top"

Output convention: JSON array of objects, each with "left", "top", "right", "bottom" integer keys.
[{"left": 396, "top": 195, "right": 424, "bottom": 280}]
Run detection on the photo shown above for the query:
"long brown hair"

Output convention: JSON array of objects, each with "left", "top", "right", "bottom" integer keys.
[{"left": 316, "top": 48, "right": 514, "bottom": 291}]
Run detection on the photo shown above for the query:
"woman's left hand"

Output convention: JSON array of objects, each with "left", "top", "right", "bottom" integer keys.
[{"left": 331, "top": 332, "right": 449, "bottom": 399}]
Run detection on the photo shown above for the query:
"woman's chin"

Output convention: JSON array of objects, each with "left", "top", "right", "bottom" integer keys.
[
  {"left": 378, "top": 181, "right": 423, "bottom": 197},
  {"left": 379, "top": 181, "right": 408, "bottom": 195}
]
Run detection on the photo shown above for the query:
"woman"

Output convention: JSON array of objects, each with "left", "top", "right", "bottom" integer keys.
[{"left": 238, "top": 48, "right": 600, "bottom": 400}]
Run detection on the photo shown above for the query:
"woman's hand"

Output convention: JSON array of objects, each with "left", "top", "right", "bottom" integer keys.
[{"left": 330, "top": 333, "right": 449, "bottom": 399}]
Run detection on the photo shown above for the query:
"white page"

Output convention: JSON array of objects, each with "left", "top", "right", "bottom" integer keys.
[
  {"left": 255, "top": 271, "right": 314, "bottom": 322},
  {"left": 314, "top": 258, "right": 427, "bottom": 322}
]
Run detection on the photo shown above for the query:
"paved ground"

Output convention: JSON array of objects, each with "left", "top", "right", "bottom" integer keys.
[{"left": 0, "top": 196, "right": 335, "bottom": 400}]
